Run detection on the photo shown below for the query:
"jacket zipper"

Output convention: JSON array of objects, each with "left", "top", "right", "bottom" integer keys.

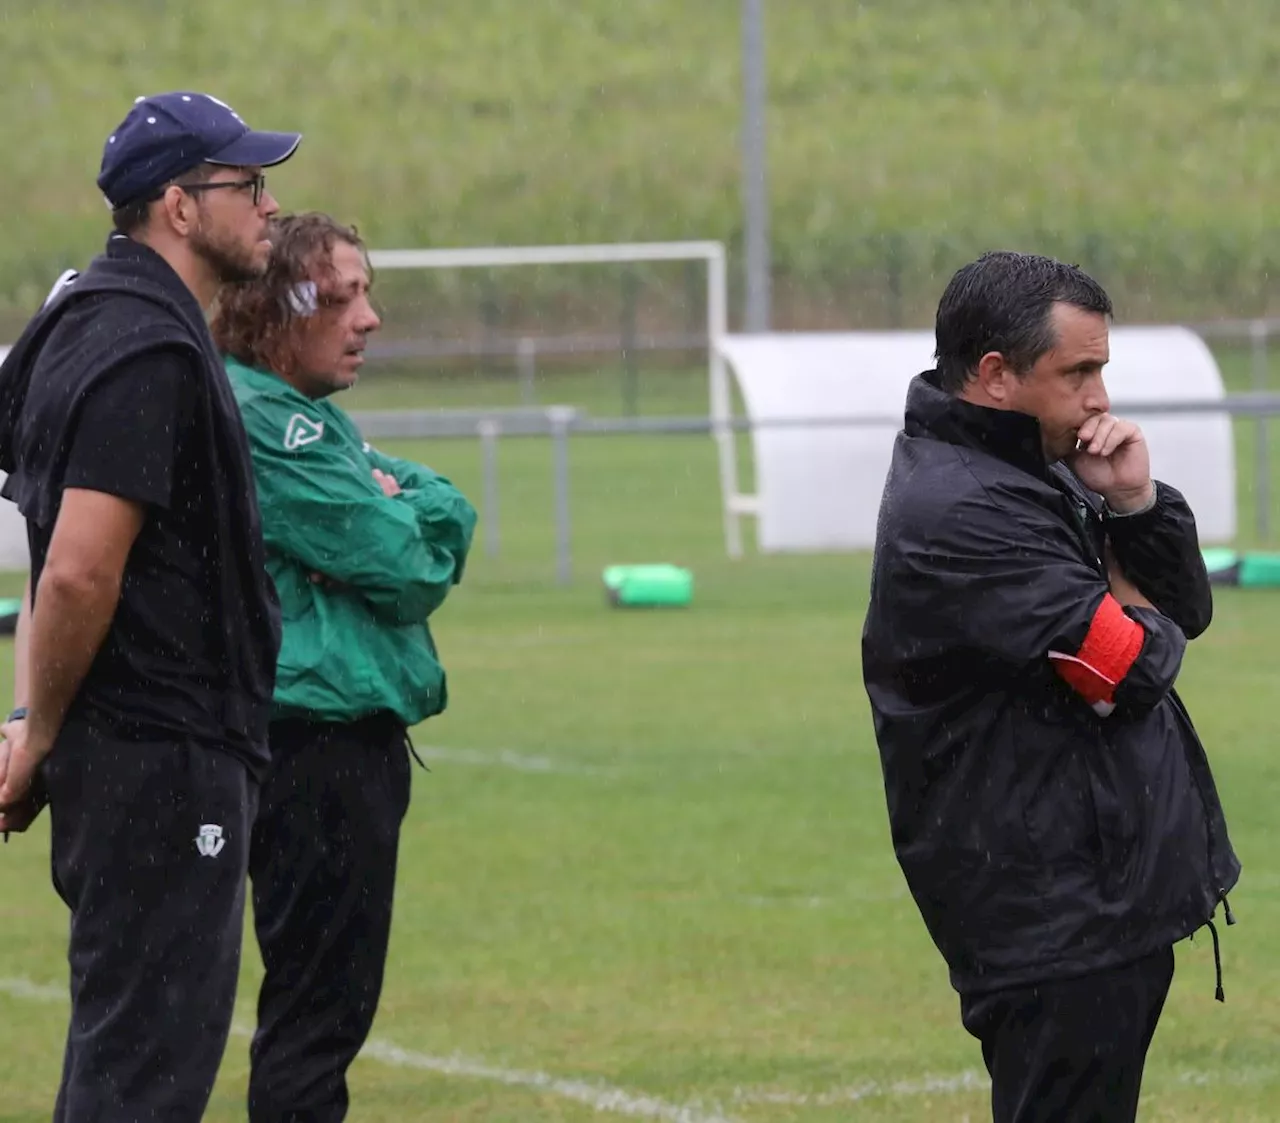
[{"left": 1059, "top": 469, "right": 1234, "bottom": 999}]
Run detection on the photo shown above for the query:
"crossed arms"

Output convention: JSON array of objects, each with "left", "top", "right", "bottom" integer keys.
[{"left": 902, "top": 482, "right": 1210, "bottom": 717}]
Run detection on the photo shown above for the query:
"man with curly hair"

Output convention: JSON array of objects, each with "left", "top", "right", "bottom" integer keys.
[{"left": 211, "top": 212, "right": 476, "bottom": 1123}]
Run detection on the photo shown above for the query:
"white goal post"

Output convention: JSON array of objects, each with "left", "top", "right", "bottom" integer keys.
[{"left": 367, "top": 240, "right": 746, "bottom": 556}]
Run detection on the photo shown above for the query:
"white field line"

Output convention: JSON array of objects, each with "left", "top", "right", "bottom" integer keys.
[
  {"left": 357, "top": 1039, "right": 737, "bottom": 1123},
  {"left": 735, "top": 886, "right": 909, "bottom": 909},
  {"left": 5, "top": 978, "right": 1272, "bottom": 1116},
  {"left": 0, "top": 977, "right": 63, "bottom": 1002},
  {"left": 733, "top": 1070, "right": 987, "bottom": 1106},
  {"left": 415, "top": 745, "right": 607, "bottom": 775},
  {"left": 0, "top": 977, "right": 736, "bottom": 1123},
  {"left": 731, "top": 1063, "right": 1280, "bottom": 1108}
]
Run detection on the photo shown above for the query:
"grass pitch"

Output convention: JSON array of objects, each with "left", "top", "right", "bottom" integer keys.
[{"left": 0, "top": 400, "right": 1277, "bottom": 1121}]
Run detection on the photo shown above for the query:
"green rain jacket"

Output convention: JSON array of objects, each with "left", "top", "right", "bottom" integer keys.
[{"left": 226, "top": 357, "right": 477, "bottom": 726}]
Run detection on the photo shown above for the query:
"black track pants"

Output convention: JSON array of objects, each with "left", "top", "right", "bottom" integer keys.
[
  {"left": 44, "top": 723, "right": 256, "bottom": 1123},
  {"left": 247, "top": 712, "right": 412, "bottom": 1123},
  {"left": 960, "top": 947, "right": 1176, "bottom": 1123}
]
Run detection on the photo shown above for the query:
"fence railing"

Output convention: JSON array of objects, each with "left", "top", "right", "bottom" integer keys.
[
  {"left": 350, "top": 392, "right": 1280, "bottom": 585},
  {"left": 362, "top": 315, "right": 1280, "bottom": 371}
]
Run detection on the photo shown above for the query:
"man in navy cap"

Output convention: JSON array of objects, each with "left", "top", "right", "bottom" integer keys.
[{"left": 0, "top": 92, "right": 300, "bottom": 1122}]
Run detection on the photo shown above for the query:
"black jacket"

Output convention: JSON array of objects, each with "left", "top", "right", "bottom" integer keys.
[
  {"left": 0, "top": 236, "right": 282, "bottom": 761},
  {"left": 862, "top": 370, "right": 1240, "bottom": 996}
]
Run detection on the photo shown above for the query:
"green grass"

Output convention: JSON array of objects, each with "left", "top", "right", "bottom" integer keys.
[
  {"left": 5, "top": 1, "right": 1280, "bottom": 324},
  {"left": 347, "top": 363, "right": 723, "bottom": 420},
  {"left": 1, "top": 419, "right": 1278, "bottom": 1121}
]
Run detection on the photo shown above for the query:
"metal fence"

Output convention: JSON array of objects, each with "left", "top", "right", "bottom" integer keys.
[
  {"left": 364, "top": 315, "right": 1280, "bottom": 392},
  {"left": 350, "top": 391, "right": 1280, "bottom": 586}
]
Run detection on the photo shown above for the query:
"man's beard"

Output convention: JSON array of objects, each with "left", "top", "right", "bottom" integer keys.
[{"left": 191, "top": 217, "right": 265, "bottom": 285}]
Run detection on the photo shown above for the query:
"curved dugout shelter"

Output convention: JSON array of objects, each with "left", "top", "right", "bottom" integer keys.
[{"left": 717, "top": 327, "right": 1235, "bottom": 553}]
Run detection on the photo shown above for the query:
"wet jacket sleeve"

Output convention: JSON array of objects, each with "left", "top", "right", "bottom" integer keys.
[
  {"left": 362, "top": 445, "right": 477, "bottom": 585},
  {"left": 909, "top": 492, "right": 1189, "bottom": 716},
  {"left": 241, "top": 405, "right": 470, "bottom": 625},
  {"left": 363, "top": 446, "right": 437, "bottom": 492},
  {"left": 1102, "top": 481, "right": 1212, "bottom": 640}
]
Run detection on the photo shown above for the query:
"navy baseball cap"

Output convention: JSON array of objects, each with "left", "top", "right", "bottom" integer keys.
[{"left": 97, "top": 91, "right": 302, "bottom": 210}]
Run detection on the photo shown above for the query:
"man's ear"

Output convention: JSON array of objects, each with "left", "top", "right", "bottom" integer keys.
[
  {"left": 159, "top": 185, "right": 197, "bottom": 237},
  {"left": 973, "top": 351, "right": 1013, "bottom": 404}
]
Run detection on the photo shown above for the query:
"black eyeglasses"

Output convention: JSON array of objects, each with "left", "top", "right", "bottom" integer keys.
[{"left": 175, "top": 173, "right": 267, "bottom": 207}]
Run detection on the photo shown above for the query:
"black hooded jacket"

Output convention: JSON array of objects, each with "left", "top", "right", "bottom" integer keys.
[
  {"left": 0, "top": 236, "right": 281, "bottom": 772},
  {"left": 862, "top": 370, "right": 1240, "bottom": 996}
]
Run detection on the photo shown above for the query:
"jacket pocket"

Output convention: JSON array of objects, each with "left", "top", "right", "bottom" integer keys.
[
  {"left": 1081, "top": 746, "right": 1139, "bottom": 888},
  {"left": 1020, "top": 734, "right": 1106, "bottom": 869}
]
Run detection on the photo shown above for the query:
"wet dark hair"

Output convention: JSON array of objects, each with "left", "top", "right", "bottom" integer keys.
[
  {"left": 110, "top": 163, "right": 218, "bottom": 235},
  {"left": 210, "top": 211, "right": 369, "bottom": 374},
  {"left": 933, "top": 250, "right": 1113, "bottom": 393}
]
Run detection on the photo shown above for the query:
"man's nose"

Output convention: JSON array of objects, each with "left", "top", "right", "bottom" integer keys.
[
  {"left": 1087, "top": 376, "right": 1110, "bottom": 416},
  {"left": 357, "top": 297, "right": 381, "bottom": 333}
]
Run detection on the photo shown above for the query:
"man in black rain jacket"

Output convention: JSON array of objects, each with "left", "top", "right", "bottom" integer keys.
[{"left": 862, "top": 251, "right": 1240, "bottom": 1123}]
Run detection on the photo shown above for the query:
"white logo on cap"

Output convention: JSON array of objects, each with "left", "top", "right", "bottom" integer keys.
[{"left": 202, "top": 93, "right": 244, "bottom": 123}]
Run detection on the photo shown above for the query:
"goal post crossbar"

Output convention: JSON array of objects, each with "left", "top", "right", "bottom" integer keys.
[
  {"left": 369, "top": 240, "right": 725, "bottom": 271},
  {"left": 366, "top": 240, "right": 746, "bottom": 557}
]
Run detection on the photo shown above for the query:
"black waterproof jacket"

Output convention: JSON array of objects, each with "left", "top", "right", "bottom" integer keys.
[
  {"left": 862, "top": 370, "right": 1240, "bottom": 997},
  {"left": 0, "top": 236, "right": 282, "bottom": 769}
]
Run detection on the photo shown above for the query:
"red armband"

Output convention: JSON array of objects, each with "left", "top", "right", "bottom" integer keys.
[{"left": 1048, "top": 594, "right": 1145, "bottom": 716}]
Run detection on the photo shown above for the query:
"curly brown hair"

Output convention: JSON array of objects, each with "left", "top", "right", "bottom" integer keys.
[{"left": 211, "top": 211, "right": 371, "bottom": 375}]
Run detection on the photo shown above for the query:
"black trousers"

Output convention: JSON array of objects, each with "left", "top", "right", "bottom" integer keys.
[
  {"left": 960, "top": 947, "right": 1176, "bottom": 1123},
  {"left": 247, "top": 711, "right": 412, "bottom": 1123},
  {"left": 42, "top": 722, "right": 256, "bottom": 1123}
]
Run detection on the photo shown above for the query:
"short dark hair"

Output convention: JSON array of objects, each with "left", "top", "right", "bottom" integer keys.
[
  {"left": 933, "top": 251, "right": 1113, "bottom": 393},
  {"left": 110, "top": 162, "right": 219, "bottom": 236}
]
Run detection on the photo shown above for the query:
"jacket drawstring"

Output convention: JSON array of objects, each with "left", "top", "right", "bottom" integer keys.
[
  {"left": 1206, "top": 919, "right": 1224, "bottom": 1003},
  {"left": 404, "top": 728, "right": 429, "bottom": 771}
]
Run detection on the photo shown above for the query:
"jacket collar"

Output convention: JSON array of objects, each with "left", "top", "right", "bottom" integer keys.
[
  {"left": 224, "top": 355, "right": 281, "bottom": 387},
  {"left": 904, "top": 368, "right": 1050, "bottom": 479},
  {"left": 223, "top": 355, "right": 320, "bottom": 408},
  {"left": 97, "top": 233, "right": 212, "bottom": 329}
]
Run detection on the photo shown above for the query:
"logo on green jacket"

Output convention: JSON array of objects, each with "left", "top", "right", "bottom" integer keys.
[{"left": 284, "top": 413, "right": 325, "bottom": 451}]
